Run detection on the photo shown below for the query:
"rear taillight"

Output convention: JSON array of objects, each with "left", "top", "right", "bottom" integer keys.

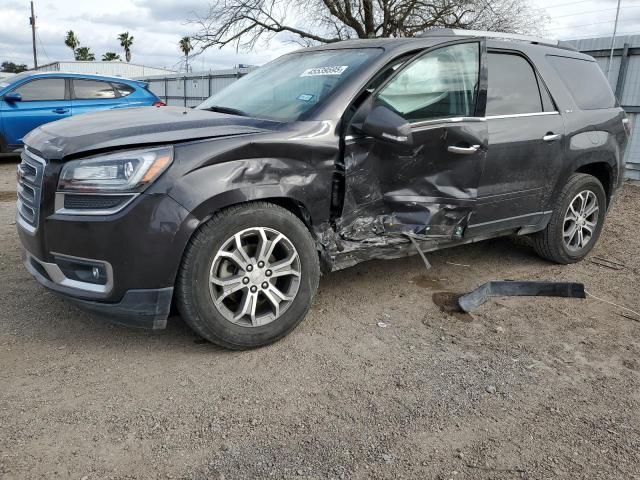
[
  {"left": 623, "top": 117, "right": 632, "bottom": 136},
  {"left": 153, "top": 101, "right": 166, "bottom": 107}
]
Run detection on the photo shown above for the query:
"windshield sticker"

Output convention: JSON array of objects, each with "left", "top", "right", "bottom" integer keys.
[
  {"left": 300, "top": 66, "right": 348, "bottom": 77},
  {"left": 297, "top": 93, "right": 314, "bottom": 102}
]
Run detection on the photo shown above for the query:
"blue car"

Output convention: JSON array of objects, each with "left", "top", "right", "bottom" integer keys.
[{"left": 0, "top": 72, "right": 164, "bottom": 153}]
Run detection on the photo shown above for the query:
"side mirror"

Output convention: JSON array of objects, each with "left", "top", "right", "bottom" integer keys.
[
  {"left": 360, "top": 105, "right": 413, "bottom": 145},
  {"left": 3, "top": 92, "right": 22, "bottom": 102}
]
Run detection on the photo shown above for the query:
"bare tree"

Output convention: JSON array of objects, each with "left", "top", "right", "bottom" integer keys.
[{"left": 191, "top": 0, "right": 548, "bottom": 51}]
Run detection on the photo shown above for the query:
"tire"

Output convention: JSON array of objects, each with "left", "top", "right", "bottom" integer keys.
[
  {"left": 176, "top": 201, "right": 320, "bottom": 349},
  {"left": 533, "top": 173, "right": 607, "bottom": 264}
]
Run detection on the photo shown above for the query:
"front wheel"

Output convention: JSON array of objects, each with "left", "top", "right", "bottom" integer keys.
[
  {"left": 176, "top": 202, "right": 320, "bottom": 349},
  {"left": 533, "top": 173, "right": 607, "bottom": 264}
]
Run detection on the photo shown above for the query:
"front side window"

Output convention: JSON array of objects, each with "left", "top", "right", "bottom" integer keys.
[
  {"left": 486, "top": 53, "right": 543, "bottom": 116},
  {"left": 375, "top": 42, "right": 480, "bottom": 122},
  {"left": 73, "top": 80, "right": 117, "bottom": 99},
  {"left": 198, "top": 48, "right": 382, "bottom": 122},
  {"left": 14, "top": 78, "right": 65, "bottom": 101}
]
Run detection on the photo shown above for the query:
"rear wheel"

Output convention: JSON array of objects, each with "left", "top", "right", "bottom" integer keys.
[
  {"left": 533, "top": 173, "right": 606, "bottom": 264},
  {"left": 176, "top": 202, "right": 320, "bottom": 349}
]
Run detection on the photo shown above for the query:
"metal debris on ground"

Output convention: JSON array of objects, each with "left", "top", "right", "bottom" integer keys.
[
  {"left": 457, "top": 280, "right": 586, "bottom": 313},
  {"left": 590, "top": 256, "right": 626, "bottom": 271}
]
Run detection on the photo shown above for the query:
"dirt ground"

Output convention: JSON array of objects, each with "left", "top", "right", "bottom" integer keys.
[{"left": 1, "top": 156, "right": 640, "bottom": 480}]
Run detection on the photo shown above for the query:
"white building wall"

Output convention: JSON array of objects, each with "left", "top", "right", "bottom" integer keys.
[{"left": 35, "top": 61, "right": 175, "bottom": 78}]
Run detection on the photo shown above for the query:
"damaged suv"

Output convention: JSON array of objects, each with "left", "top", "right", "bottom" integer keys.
[{"left": 17, "top": 30, "right": 628, "bottom": 348}]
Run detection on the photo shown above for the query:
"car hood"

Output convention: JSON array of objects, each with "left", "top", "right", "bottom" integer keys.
[{"left": 24, "top": 106, "right": 282, "bottom": 160}]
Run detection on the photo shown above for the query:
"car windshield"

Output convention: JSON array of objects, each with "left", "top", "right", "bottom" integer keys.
[
  {"left": 197, "top": 48, "right": 382, "bottom": 122},
  {"left": 0, "top": 72, "right": 32, "bottom": 90}
]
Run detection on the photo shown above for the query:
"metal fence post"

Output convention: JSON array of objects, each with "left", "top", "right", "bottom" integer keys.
[{"left": 615, "top": 43, "right": 630, "bottom": 101}]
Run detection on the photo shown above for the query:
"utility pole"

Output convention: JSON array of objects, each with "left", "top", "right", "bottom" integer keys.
[
  {"left": 606, "top": 0, "right": 622, "bottom": 81},
  {"left": 30, "top": 1, "right": 38, "bottom": 69}
]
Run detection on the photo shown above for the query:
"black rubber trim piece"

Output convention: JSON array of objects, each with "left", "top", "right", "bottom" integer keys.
[
  {"left": 458, "top": 280, "right": 586, "bottom": 313},
  {"left": 52, "top": 287, "right": 173, "bottom": 329}
]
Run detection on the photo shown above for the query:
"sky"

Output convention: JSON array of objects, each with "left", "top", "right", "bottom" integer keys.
[{"left": 1, "top": 0, "right": 639, "bottom": 72}]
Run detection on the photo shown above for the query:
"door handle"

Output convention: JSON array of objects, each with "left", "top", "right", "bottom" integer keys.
[
  {"left": 447, "top": 144, "right": 480, "bottom": 155},
  {"left": 53, "top": 108, "right": 69, "bottom": 114},
  {"left": 543, "top": 133, "right": 561, "bottom": 142}
]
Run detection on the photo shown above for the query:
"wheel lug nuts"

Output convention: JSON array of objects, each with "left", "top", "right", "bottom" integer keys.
[
  {"left": 262, "top": 282, "right": 269, "bottom": 289},
  {"left": 265, "top": 270, "right": 272, "bottom": 277},
  {"left": 257, "top": 261, "right": 265, "bottom": 268},
  {"left": 246, "top": 265, "right": 253, "bottom": 272},
  {"left": 250, "top": 285, "right": 258, "bottom": 293},
  {"left": 242, "top": 277, "right": 250, "bottom": 284}
]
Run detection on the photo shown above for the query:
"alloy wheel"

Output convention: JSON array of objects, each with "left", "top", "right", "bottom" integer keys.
[
  {"left": 209, "top": 227, "right": 301, "bottom": 327},
  {"left": 563, "top": 190, "right": 599, "bottom": 252}
]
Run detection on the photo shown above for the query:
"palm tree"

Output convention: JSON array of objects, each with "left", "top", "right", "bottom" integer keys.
[
  {"left": 118, "top": 32, "right": 134, "bottom": 63},
  {"left": 75, "top": 47, "right": 95, "bottom": 61},
  {"left": 102, "top": 52, "right": 121, "bottom": 61},
  {"left": 64, "top": 31, "right": 79, "bottom": 60},
  {"left": 179, "top": 36, "right": 192, "bottom": 73}
]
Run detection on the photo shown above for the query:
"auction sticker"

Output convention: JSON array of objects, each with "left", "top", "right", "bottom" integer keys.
[{"left": 300, "top": 66, "right": 348, "bottom": 77}]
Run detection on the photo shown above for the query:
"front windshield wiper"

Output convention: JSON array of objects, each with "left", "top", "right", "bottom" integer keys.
[{"left": 203, "top": 105, "right": 249, "bottom": 117}]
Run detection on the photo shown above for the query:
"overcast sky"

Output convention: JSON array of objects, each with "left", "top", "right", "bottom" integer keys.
[{"left": 1, "top": 0, "right": 639, "bottom": 72}]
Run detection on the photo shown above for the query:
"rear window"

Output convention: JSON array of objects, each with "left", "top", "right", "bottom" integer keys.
[
  {"left": 112, "top": 82, "right": 135, "bottom": 97},
  {"left": 547, "top": 55, "right": 616, "bottom": 110}
]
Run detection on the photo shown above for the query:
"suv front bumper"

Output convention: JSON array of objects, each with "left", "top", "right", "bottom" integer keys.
[{"left": 23, "top": 250, "right": 173, "bottom": 329}]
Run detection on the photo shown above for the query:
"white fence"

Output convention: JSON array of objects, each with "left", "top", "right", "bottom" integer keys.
[{"left": 136, "top": 68, "right": 254, "bottom": 108}]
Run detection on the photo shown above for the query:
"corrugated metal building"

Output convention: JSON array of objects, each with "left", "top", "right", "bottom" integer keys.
[
  {"left": 137, "top": 68, "right": 255, "bottom": 107},
  {"left": 570, "top": 36, "right": 640, "bottom": 179},
  {"left": 35, "top": 61, "right": 175, "bottom": 78}
]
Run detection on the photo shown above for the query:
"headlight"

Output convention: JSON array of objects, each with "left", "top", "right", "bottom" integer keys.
[{"left": 58, "top": 146, "right": 173, "bottom": 192}]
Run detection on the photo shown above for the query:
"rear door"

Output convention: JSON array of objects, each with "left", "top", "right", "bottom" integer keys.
[
  {"left": 339, "top": 41, "right": 488, "bottom": 243},
  {"left": 2, "top": 77, "right": 70, "bottom": 145},
  {"left": 70, "top": 79, "right": 128, "bottom": 115},
  {"left": 469, "top": 51, "right": 565, "bottom": 235}
]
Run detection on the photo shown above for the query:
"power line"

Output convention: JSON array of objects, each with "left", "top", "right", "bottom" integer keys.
[
  {"left": 35, "top": 29, "right": 51, "bottom": 64},
  {"left": 546, "top": 0, "right": 640, "bottom": 8},
  {"left": 554, "top": 5, "right": 640, "bottom": 19},
  {"left": 547, "top": 18, "right": 638, "bottom": 30}
]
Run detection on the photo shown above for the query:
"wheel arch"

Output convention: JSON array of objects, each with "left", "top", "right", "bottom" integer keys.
[{"left": 574, "top": 161, "right": 614, "bottom": 207}]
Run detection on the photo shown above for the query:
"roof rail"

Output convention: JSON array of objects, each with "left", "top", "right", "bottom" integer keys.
[{"left": 420, "top": 28, "right": 578, "bottom": 52}]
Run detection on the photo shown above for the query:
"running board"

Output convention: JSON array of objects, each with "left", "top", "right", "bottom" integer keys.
[{"left": 458, "top": 280, "right": 586, "bottom": 313}]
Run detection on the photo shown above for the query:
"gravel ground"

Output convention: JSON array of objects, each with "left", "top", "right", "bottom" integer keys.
[{"left": 1, "top": 157, "right": 640, "bottom": 480}]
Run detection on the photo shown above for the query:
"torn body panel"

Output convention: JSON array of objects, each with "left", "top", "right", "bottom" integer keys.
[{"left": 323, "top": 119, "right": 488, "bottom": 270}]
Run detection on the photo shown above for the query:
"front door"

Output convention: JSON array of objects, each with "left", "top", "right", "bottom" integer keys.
[
  {"left": 338, "top": 41, "right": 488, "bottom": 246},
  {"left": 1, "top": 77, "right": 70, "bottom": 146}
]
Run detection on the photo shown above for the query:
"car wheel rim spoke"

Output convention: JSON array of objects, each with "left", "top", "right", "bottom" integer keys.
[
  {"left": 563, "top": 190, "right": 599, "bottom": 252},
  {"left": 209, "top": 226, "right": 301, "bottom": 327}
]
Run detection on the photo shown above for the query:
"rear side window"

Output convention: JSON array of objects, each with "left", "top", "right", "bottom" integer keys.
[
  {"left": 547, "top": 55, "right": 616, "bottom": 110},
  {"left": 73, "top": 80, "right": 116, "bottom": 99},
  {"left": 14, "top": 78, "right": 66, "bottom": 101},
  {"left": 486, "top": 53, "right": 543, "bottom": 116},
  {"left": 112, "top": 83, "right": 135, "bottom": 97}
]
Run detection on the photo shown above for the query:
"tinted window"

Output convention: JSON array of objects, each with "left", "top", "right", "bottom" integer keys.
[
  {"left": 487, "top": 53, "right": 543, "bottom": 116},
  {"left": 539, "top": 75, "right": 556, "bottom": 112},
  {"left": 547, "top": 55, "right": 616, "bottom": 110},
  {"left": 14, "top": 78, "right": 65, "bottom": 101},
  {"left": 112, "top": 82, "right": 135, "bottom": 97},
  {"left": 376, "top": 43, "right": 480, "bottom": 122},
  {"left": 73, "top": 80, "right": 116, "bottom": 99}
]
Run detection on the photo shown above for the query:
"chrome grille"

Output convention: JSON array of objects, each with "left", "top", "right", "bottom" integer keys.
[{"left": 17, "top": 149, "right": 45, "bottom": 232}]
